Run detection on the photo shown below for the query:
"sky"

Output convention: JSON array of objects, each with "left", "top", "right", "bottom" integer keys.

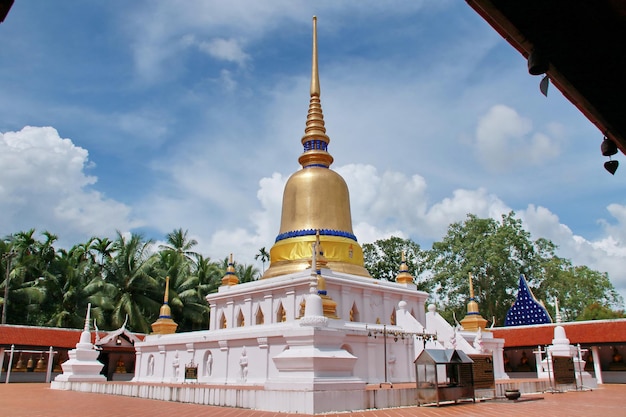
[{"left": 1, "top": 1, "right": 626, "bottom": 304}]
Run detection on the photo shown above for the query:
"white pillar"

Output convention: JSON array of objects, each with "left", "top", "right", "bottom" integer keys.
[
  {"left": 367, "top": 341, "right": 378, "bottom": 383},
  {"left": 5, "top": 345, "right": 14, "bottom": 383},
  {"left": 285, "top": 290, "right": 295, "bottom": 321},
  {"left": 209, "top": 303, "right": 217, "bottom": 330},
  {"left": 0, "top": 347, "right": 4, "bottom": 382},
  {"left": 45, "top": 346, "right": 54, "bottom": 383},
  {"left": 534, "top": 345, "right": 544, "bottom": 374},
  {"left": 591, "top": 345, "right": 603, "bottom": 384}
]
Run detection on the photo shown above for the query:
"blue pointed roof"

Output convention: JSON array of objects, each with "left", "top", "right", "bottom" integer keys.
[{"left": 504, "top": 275, "right": 552, "bottom": 326}]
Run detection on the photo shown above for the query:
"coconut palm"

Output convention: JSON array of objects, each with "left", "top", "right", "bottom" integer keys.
[
  {"left": 159, "top": 228, "right": 199, "bottom": 262},
  {"left": 1, "top": 234, "right": 46, "bottom": 325},
  {"left": 103, "top": 231, "right": 161, "bottom": 333},
  {"left": 255, "top": 247, "right": 270, "bottom": 274}
]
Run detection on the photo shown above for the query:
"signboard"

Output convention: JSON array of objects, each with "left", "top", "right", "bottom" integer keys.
[
  {"left": 469, "top": 354, "right": 495, "bottom": 389},
  {"left": 184, "top": 365, "right": 198, "bottom": 381},
  {"left": 552, "top": 356, "right": 575, "bottom": 385}
]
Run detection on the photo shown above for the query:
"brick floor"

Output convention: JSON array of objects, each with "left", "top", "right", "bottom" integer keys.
[{"left": 0, "top": 383, "right": 625, "bottom": 417}]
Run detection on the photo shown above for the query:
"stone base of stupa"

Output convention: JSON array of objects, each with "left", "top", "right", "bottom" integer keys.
[{"left": 52, "top": 347, "right": 105, "bottom": 382}]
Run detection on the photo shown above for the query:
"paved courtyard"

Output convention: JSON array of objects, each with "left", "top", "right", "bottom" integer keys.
[{"left": 0, "top": 383, "right": 625, "bottom": 417}]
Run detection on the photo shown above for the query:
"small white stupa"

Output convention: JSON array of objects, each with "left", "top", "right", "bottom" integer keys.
[
  {"left": 53, "top": 303, "right": 106, "bottom": 382},
  {"left": 537, "top": 299, "right": 596, "bottom": 388}
]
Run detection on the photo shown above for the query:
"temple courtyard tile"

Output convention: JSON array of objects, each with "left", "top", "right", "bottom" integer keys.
[{"left": 0, "top": 383, "right": 625, "bottom": 417}]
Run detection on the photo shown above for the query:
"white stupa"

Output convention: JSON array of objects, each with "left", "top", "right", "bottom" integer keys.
[
  {"left": 52, "top": 303, "right": 105, "bottom": 382},
  {"left": 537, "top": 298, "right": 596, "bottom": 388}
]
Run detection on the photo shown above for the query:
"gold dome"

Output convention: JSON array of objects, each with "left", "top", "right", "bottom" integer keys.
[{"left": 262, "top": 17, "right": 370, "bottom": 279}]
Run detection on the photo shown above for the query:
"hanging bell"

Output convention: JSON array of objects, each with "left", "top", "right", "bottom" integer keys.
[
  {"left": 601, "top": 137, "right": 618, "bottom": 156},
  {"left": 35, "top": 355, "right": 46, "bottom": 372},
  {"left": 528, "top": 49, "right": 549, "bottom": 75}
]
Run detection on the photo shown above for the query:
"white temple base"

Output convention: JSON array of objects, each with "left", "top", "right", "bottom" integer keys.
[{"left": 49, "top": 381, "right": 419, "bottom": 414}]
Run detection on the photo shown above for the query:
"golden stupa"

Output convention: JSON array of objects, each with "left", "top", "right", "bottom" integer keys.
[
  {"left": 460, "top": 272, "right": 488, "bottom": 331},
  {"left": 262, "top": 16, "right": 370, "bottom": 279},
  {"left": 151, "top": 276, "right": 178, "bottom": 334}
]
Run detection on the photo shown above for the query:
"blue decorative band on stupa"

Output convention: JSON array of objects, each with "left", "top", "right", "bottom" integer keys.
[
  {"left": 275, "top": 228, "right": 358, "bottom": 243},
  {"left": 303, "top": 163, "right": 329, "bottom": 168},
  {"left": 303, "top": 140, "right": 328, "bottom": 152}
]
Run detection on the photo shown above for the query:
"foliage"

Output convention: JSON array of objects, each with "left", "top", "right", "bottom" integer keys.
[
  {"left": 0, "top": 228, "right": 259, "bottom": 333},
  {"left": 364, "top": 212, "right": 624, "bottom": 328},
  {"left": 3, "top": 215, "right": 624, "bottom": 333},
  {"left": 577, "top": 302, "right": 625, "bottom": 321},
  {"left": 422, "top": 212, "right": 543, "bottom": 325},
  {"left": 362, "top": 237, "right": 426, "bottom": 286},
  {"left": 255, "top": 247, "right": 270, "bottom": 274}
]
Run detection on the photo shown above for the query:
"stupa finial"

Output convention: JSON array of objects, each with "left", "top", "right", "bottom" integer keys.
[
  {"left": 311, "top": 16, "right": 320, "bottom": 97},
  {"left": 298, "top": 16, "right": 333, "bottom": 169},
  {"left": 83, "top": 303, "right": 91, "bottom": 332}
]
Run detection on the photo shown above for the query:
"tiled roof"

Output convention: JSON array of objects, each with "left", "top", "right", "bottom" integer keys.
[
  {"left": 504, "top": 275, "right": 551, "bottom": 326},
  {"left": 0, "top": 325, "right": 145, "bottom": 349},
  {"left": 491, "top": 319, "right": 626, "bottom": 347}
]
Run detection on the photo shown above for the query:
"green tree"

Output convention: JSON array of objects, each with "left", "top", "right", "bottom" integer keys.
[
  {"left": 363, "top": 236, "right": 425, "bottom": 285},
  {"left": 155, "top": 228, "right": 211, "bottom": 331},
  {"left": 536, "top": 262, "right": 624, "bottom": 321},
  {"left": 194, "top": 254, "right": 223, "bottom": 296},
  {"left": 44, "top": 241, "right": 109, "bottom": 328},
  {"left": 424, "top": 212, "right": 624, "bottom": 326},
  {"left": 577, "top": 302, "right": 625, "bottom": 321},
  {"left": 103, "top": 231, "right": 161, "bottom": 333},
  {"left": 159, "top": 228, "right": 199, "bottom": 262},
  {"left": 424, "top": 212, "right": 543, "bottom": 326},
  {"left": 1, "top": 231, "right": 49, "bottom": 325},
  {"left": 255, "top": 247, "right": 270, "bottom": 274}
]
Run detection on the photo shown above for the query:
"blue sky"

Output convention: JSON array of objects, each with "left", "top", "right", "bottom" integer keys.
[{"left": 1, "top": 1, "right": 625, "bottom": 303}]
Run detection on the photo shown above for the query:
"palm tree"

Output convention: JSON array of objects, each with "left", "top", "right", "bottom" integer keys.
[
  {"left": 1, "top": 233, "right": 46, "bottom": 325},
  {"left": 103, "top": 231, "right": 161, "bottom": 333},
  {"left": 44, "top": 240, "right": 115, "bottom": 329},
  {"left": 255, "top": 247, "right": 270, "bottom": 273},
  {"left": 194, "top": 254, "right": 223, "bottom": 296},
  {"left": 90, "top": 237, "right": 114, "bottom": 264},
  {"left": 159, "top": 228, "right": 199, "bottom": 262}
]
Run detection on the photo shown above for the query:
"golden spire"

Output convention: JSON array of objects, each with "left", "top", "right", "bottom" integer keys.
[
  {"left": 298, "top": 15, "right": 333, "bottom": 169},
  {"left": 460, "top": 272, "right": 487, "bottom": 331},
  {"left": 262, "top": 16, "right": 370, "bottom": 279},
  {"left": 221, "top": 253, "right": 240, "bottom": 286},
  {"left": 395, "top": 250, "right": 414, "bottom": 284},
  {"left": 151, "top": 276, "right": 178, "bottom": 334},
  {"left": 310, "top": 16, "right": 320, "bottom": 97}
]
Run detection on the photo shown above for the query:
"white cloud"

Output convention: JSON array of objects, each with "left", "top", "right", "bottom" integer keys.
[
  {"left": 520, "top": 204, "right": 626, "bottom": 302},
  {"left": 0, "top": 126, "right": 138, "bottom": 245},
  {"left": 197, "top": 38, "right": 250, "bottom": 66},
  {"left": 474, "top": 105, "right": 562, "bottom": 172}
]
